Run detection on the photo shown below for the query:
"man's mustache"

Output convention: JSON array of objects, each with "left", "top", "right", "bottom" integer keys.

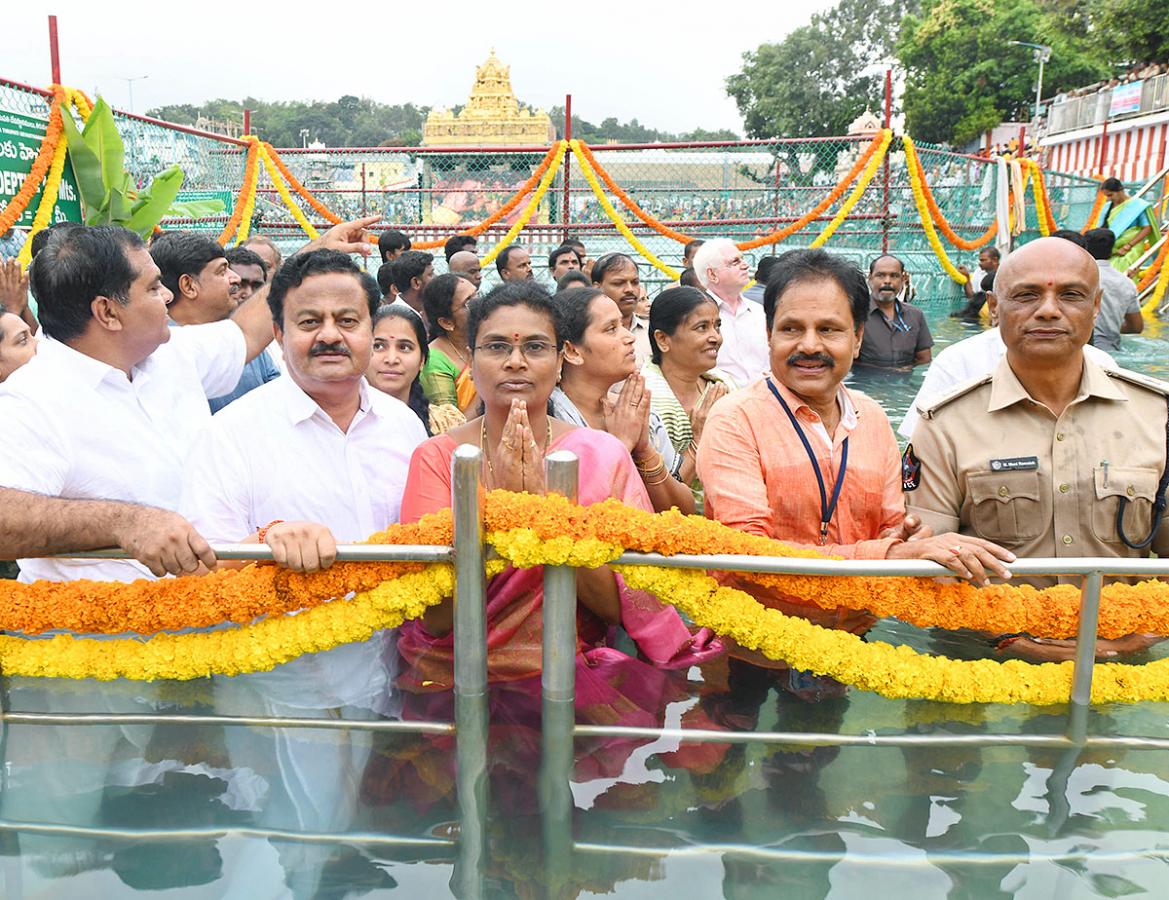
[
  {"left": 310, "top": 342, "right": 350, "bottom": 357},
  {"left": 787, "top": 352, "right": 835, "bottom": 368}
]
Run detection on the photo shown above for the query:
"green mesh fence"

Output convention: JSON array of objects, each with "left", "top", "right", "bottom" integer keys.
[{"left": 0, "top": 77, "right": 1112, "bottom": 302}]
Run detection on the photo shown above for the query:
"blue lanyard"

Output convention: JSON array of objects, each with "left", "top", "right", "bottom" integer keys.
[{"left": 766, "top": 378, "right": 849, "bottom": 544}]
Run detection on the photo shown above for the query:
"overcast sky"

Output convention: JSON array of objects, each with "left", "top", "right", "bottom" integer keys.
[{"left": 7, "top": 1, "right": 838, "bottom": 135}]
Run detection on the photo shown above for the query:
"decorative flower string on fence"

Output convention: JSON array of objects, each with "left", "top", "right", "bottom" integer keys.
[
  {"left": 258, "top": 142, "right": 319, "bottom": 240},
  {"left": 904, "top": 137, "right": 970, "bottom": 284},
  {"left": 808, "top": 129, "right": 892, "bottom": 249},
  {"left": 571, "top": 139, "right": 681, "bottom": 280},
  {"left": 1023, "top": 159, "right": 1058, "bottom": 237},
  {"left": 218, "top": 137, "right": 260, "bottom": 245},
  {"left": 479, "top": 141, "right": 568, "bottom": 270},
  {"left": 0, "top": 86, "right": 66, "bottom": 241},
  {"left": 1080, "top": 176, "right": 1107, "bottom": 233},
  {"left": 8, "top": 492, "right": 1169, "bottom": 702},
  {"left": 902, "top": 136, "right": 997, "bottom": 252}
]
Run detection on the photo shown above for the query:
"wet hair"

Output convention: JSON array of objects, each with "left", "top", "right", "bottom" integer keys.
[
  {"left": 979, "top": 246, "right": 1001, "bottom": 261},
  {"left": 868, "top": 254, "right": 905, "bottom": 274},
  {"left": 389, "top": 250, "right": 434, "bottom": 294},
  {"left": 754, "top": 256, "right": 779, "bottom": 284},
  {"left": 590, "top": 252, "right": 637, "bottom": 285},
  {"left": 443, "top": 234, "right": 476, "bottom": 262},
  {"left": 551, "top": 286, "right": 605, "bottom": 346},
  {"left": 241, "top": 234, "right": 282, "bottom": 271},
  {"left": 30, "top": 225, "right": 145, "bottom": 341},
  {"left": 378, "top": 229, "right": 411, "bottom": 260},
  {"left": 763, "top": 248, "right": 870, "bottom": 332},
  {"left": 267, "top": 249, "right": 380, "bottom": 326},
  {"left": 372, "top": 303, "right": 432, "bottom": 435},
  {"left": 422, "top": 272, "right": 467, "bottom": 341},
  {"left": 467, "top": 280, "right": 561, "bottom": 350},
  {"left": 495, "top": 245, "right": 528, "bottom": 276},
  {"left": 1084, "top": 227, "right": 1117, "bottom": 261},
  {"left": 648, "top": 286, "right": 715, "bottom": 365},
  {"left": 679, "top": 267, "right": 701, "bottom": 288},
  {"left": 556, "top": 269, "right": 591, "bottom": 291},
  {"left": 548, "top": 245, "right": 582, "bottom": 272},
  {"left": 1051, "top": 229, "right": 1088, "bottom": 249},
  {"left": 224, "top": 246, "right": 268, "bottom": 278},
  {"left": 149, "top": 230, "right": 226, "bottom": 300},
  {"left": 1101, "top": 177, "right": 1124, "bottom": 192}
]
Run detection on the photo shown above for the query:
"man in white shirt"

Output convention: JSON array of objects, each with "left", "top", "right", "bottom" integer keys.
[
  {"left": 180, "top": 249, "right": 427, "bottom": 893},
  {"left": 692, "top": 238, "right": 769, "bottom": 386}
]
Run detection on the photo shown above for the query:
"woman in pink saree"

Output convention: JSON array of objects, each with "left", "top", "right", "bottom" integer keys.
[{"left": 395, "top": 281, "right": 722, "bottom": 717}]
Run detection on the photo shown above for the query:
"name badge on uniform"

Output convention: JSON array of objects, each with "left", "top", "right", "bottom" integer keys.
[
  {"left": 989, "top": 456, "right": 1040, "bottom": 472},
  {"left": 901, "top": 443, "right": 921, "bottom": 491}
]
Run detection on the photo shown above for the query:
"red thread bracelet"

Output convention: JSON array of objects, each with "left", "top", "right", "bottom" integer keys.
[{"left": 257, "top": 520, "right": 284, "bottom": 543}]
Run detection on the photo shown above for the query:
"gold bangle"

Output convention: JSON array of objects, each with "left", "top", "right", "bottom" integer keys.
[
  {"left": 643, "top": 467, "right": 671, "bottom": 486},
  {"left": 635, "top": 451, "right": 664, "bottom": 474}
]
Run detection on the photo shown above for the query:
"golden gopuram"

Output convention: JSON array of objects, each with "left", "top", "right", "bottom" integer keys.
[{"left": 423, "top": 51, "right": 556, "bottom": 146}]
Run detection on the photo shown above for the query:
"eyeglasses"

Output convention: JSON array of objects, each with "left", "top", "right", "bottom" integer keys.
[{"left": 474, "top": 340, "right": 558, "bottom": 361}]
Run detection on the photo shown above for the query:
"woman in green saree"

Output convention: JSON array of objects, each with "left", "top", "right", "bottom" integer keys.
[{"left": 1101, "top": 177, "right": 1162, "bottom": 276}]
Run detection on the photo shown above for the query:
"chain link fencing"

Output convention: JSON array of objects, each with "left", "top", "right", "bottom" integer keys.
[{"left": 0, "top": 76, "right": 1111, "bottom": 301}]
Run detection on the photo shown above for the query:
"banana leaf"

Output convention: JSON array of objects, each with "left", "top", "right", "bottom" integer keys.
[{"left": 126, "top": 165, "right": 185, "bottom": 238}]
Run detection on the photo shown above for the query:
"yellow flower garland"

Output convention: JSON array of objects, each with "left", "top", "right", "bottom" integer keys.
[
  {"left": 15, "top": 124, "right": 69, "bottom": 270},
  {"left": 233, "top": 138, "right": 261, "bottom": 246},
  {"left": 809, "top": 129, "right": 892, "bottom": 248},
  {"left": 904, "top": 137, "right": 969, "bottom": 284},
  {"left": 479, "top": 141, "right": 567, "bottom": 271},
  {"left": 571, "top": 139, "right": 681, "bottom": 280},
  {"left": 0, "top": 565, "right": 452, "bottom": 682},
  {"left": 259, "top": 142, "right": 319, "bottom": 240}
]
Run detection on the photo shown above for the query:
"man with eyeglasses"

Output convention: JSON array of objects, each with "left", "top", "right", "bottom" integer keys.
[
  {"left": 692, "top": 238, "right": 769, "bottom": 387},
  {"left": 857, "top": 255, "right": 932, "bottom": 370}
]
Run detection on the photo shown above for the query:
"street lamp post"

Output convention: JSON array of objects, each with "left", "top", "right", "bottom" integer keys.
[
  {"left": 1009, "top": 41, "right": 1053, "bottom": 121},
  {"left": 300, "top": 128, "right": 310, "bottom": 149},
  {"left": 121, "top": 74, "right": 149, "bottom": 115}
]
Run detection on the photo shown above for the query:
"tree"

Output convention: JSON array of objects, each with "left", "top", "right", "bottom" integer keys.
[
  {"left": 899, "top": 0, "right": 1107, "bottom": 144},
  {"left": 726, "top": 0, "right": 918, "bottom": 138},
  {"left": 1094, "top": 0, "right": 1169, "bottom": 63}
]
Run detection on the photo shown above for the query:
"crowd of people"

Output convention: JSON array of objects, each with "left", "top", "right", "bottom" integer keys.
[{"left": 1, "top": 200, "right": 1166, "bottom": 889}]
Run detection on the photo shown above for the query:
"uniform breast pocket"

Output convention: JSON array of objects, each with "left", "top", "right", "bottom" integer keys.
[
  {"left": 967, "top": 470, "right": 1043, "bottom": 544},
  {"left": 1090, "top": 466, "right": 1160, "bottom": 545}
]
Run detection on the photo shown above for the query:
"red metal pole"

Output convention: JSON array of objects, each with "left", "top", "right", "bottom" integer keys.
[
  {"left": 48, "top": 15, "right": 61, "bottom": 84},
  {"left": 561, "top": 94, "right": 572, "bottom": 244},
  {"left": 882, "top": 68, "right": 892, "bottom": 253},
  {"left": 1096, "top": 118, "right": 1110, "bottom": 174},
  {"left": 1018, "top": 125, "right": 1027, "bottom": 158},
  {"left": 243, "top": 107, "right": 251, "bottom": 135},
  {"left": 361, "top": 162, "right": 367, "bottom": 216}
]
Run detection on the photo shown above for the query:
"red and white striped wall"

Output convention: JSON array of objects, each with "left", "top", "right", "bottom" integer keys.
[{"left": 1042, "top": 113, "right": 1169, "bottom": 181}]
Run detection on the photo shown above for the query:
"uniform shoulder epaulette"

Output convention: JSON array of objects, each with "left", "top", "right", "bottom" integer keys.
[
  {"left": 918, "top": 373, "right": 993, "bottom": 420},
  {"left": 1104, "top": 366, "right": 1169, "bottom": 396}
]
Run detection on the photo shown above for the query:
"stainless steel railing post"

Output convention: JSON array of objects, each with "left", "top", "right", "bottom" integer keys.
[
  {"left": 452, "top": 444, "right": 488, "bottom": 900},
  {"left": 540, "top": 451, "right": 579, "bottom": 895}
]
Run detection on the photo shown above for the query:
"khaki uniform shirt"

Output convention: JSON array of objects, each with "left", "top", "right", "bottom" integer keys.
[{"left": 906, "top": 356, "right": 1169, "bottom": 585}]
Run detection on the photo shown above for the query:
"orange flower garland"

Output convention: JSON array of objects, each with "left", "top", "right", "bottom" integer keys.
[
  {"left": 262, "top": 141, "right": 564, "bottom": 252},
  {"left": 217, "top": 138, "right": 261, "bottom": 246},
  {"left": 0, "top": 85, "right": 67, "bottom": 237},
  {"left": 0, "top": 514, "right": 453, "bottom": 636},
  {"left": 903, "top": 137, "right": 997, "bottom": 252},
  {"left": 1137, "top": 233, "right": 1169, "bottom": 292},
  {"left": 1080, "top": 178, "right": 1107, "bottom": 234}
]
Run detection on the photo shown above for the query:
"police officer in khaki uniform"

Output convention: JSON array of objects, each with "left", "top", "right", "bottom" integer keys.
[{"left": 905, "top": 237, "right": 1167, "bottom": 661}]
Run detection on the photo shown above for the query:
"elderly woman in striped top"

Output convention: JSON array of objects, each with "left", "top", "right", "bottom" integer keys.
[{"left": 641, "top": 286, "right": 735, "bottom": 511}]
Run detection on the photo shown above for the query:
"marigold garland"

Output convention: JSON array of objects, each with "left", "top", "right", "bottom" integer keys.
[
  {"left": 808, "top": 130, "right": 892, "bottom": 248},
  {"left": 0, "top": 86, "right": 66, "bottom": 243},
  {"left": 14, "top": 125, "right": 68, "bottom": 269},
  {"left": 218, "top": 138, "right": 260, "bottom": 246},
  {"left": 902, "top": 136, "right": 997, "bottom": 251},
  {"left": 1080, "top": 178, "right": 1107, "bottom": 234},
  {"left": 905, "top": 138, "right": 969, "bottom": 284},
  {"left": 479, "top": 141, "right": 567, "bottom": 270},
  {"left": 571, "top": 139, "right": 681, "bottom": 280},
  {"left": 258, "top": 143, "right": 319, "bottom": 240}
]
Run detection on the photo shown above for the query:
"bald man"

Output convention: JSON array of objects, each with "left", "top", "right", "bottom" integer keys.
[
  {"left": 907, "top": 238, "right": 1168, "bottom": 660},
  {"left": 447, "top": 250, "right": 481, "bottom": 289}
]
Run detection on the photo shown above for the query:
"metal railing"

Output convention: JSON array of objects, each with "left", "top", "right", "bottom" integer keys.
[
  {"left": 3, "top": 445, "right": 1169, "bottom": 895},
  {"left": 1046, "top": 73, "right": 1169, "bottom": 136}
]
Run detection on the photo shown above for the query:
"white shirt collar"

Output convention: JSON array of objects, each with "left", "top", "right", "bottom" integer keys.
[{"left": 281, "top": 373, "right": 373, "bottom": 427}]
